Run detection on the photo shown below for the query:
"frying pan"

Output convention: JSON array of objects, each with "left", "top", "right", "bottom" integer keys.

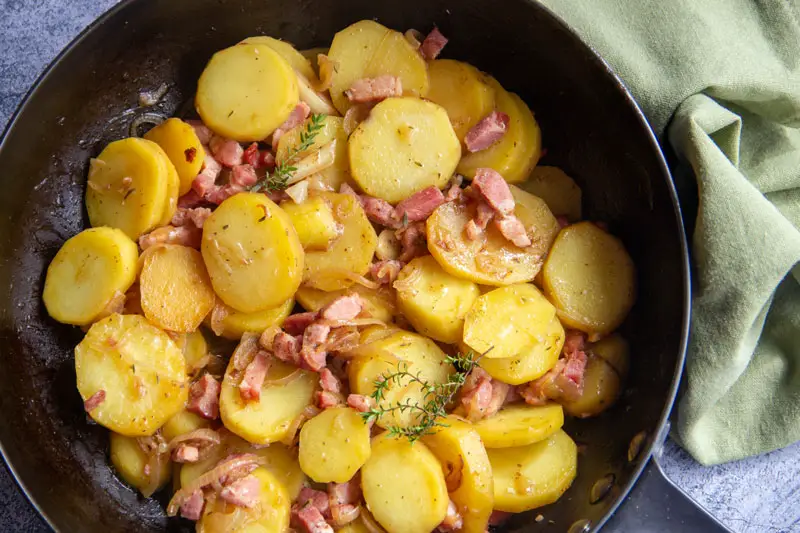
[{"left": 0, "top": 0, "right": 734, "bottom": 531}]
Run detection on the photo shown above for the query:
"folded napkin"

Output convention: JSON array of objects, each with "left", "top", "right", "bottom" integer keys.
[{"left": 539, "top": 0, "right": 800, "bottom": 465}]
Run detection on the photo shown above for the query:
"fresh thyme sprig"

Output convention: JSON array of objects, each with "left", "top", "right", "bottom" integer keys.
[
  {"left": 250, "top": 113, "right": 326, "bottom": 192},
  {"left": 359, "top": 350, "right": 486, "bottom": 442}
]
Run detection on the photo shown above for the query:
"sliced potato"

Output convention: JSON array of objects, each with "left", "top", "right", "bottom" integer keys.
[
  {"left": 395, "top": 255, "right": 480, "bottom": 343},
  {"left": 303, "top": 192, "right": 378, "bottom": 291},
  {"left": 560, "top": 356, "right": 622, "bottom": 418},
  {"left": 139, "top": 244, "right": 215, "bottom": 332},
  {"left": 296, "top": 285, "right": 396, "bottom": 323},
  {"left": 161, "top": 409, "right": 211, "bottom": 442},
  {"left": 473, "top": 403, "right": 564, "bottom": 448},
  {"left": 426, "top": 59, "right": 495, "bottom": 142},
  {"left": 457, "top": 79, "right": 541, "bottom": 184},
  {"left": 299, "top": 406, "right": 371, "bottom": 483},
  {"left": 591, "top": 333, "right": 630, "bottom": 379},
  {"left": 157, "top": 154, "right": 180, "bottom": 228},
  {"left": 198, "top": 467, "right": 290, "bottom": 533},
  {"left": 240, "top": 36, "right": 318, "bottom": 82},
  {"left": 487, "top": 429, "right": 577, "bottom": 513},
  {"left": 76, "top": 314, "right": 187, "bottom": 436},
  {"left": 462, "top": 284, "right": 556, "bottom": 360},
  {"left": 196, "top": 43, "right": 299, "bottom": 141},
  {"left": 180, "top": 330, "right": 208, "bottom": 371},
  {"left": 362, "top": 434, "right": 448, "bottom": 533},
  {"left": 427, "top": 185, "right": 560, "bottom": 286},
  {"left": 328, "top": 20, "right": 428, "bottom": 114},
  {"left": 86, "top": 137, "right": 171, "bottom": 239},
  {"left": 349, "top": 330, "right": 453, "bottom": 429},
  {"left": 202, "top": 193, "right": 304, "bottom": 313},
  {"left": 480, "top": 315, "right": 564, "bottom": 385},
  {"left": 423, "top": 417, "right": 493, "bottom": 533},
  {"left": 520, "top": 166, "right": 582, "bottom": 221},
  {"left": 220, "top": 353, "right": 318, "bottom": 445},
  {"left": 212, "top": 298, "right": 294, "bottom": 340},
  {"left": 280, "top": 196, "right": 341, "bottom": 251},
  {"left": 43, "top": 227, "right": 138, "bottom": 326},
  {"left": 542, "top": 222, "right": 636, "bottom": 335},
  {"left": 349, "top": 97, "right": 460, "bottom": 203},
  {"left": 276, "top": 115, "right": 352, "bottom": 191},
  {"left": 144, "top": 118, "right": 206, "bottom": 195},
  {"left": 109, "top": 432, "right": 171, "bottom": 495}
]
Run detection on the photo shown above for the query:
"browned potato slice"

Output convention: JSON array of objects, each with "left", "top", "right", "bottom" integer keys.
[
  {"left": 349, "top": 97, "right": 460, "bottom": 204},
  {"left": 426, "top": 59, "right": 495, "bottom": 142},
  {"left": 144, "top": 118, "right": 206, "bottom": 195},
  {"left": 560, "top": 355, "right": 623, "bottom": 418},
  {"left": 427, "top": 185, "right": 559, "bottom": 286},
  {"left": 480, "top": 315, "right": 564, "bottom": 384},
  {"left": 139, "top": 244, "right": 215, "bottom": 332},
  {"left": 542, "top": 222, "right": 636, "bottom": 335},
  {"left": 520, "top": 166, "right": 582, "bottom": 221}
]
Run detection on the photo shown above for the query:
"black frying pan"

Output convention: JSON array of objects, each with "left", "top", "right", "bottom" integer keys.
[{"left": 0, "top": 0, "right": 732, "bottom": 531}]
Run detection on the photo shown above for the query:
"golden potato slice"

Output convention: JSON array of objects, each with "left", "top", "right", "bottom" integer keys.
[
  {"left": 157, "top": 155, "right": 180, "bottom": 228},
  {"left": 303, "top": 192, "right": 377, "bottom": 291},
  {"left": 43, "top": 227, "right": 138, "bottom": 326},
  {"left": 457, "top": 80, "right": 542, "bottom": 184},
  {"left": 395, "top": 256, "right": 480, "bottom": 343},
  {"left": 220, "top": 353, "right": 318, "bottom": 445},
  {"left": 139, "top": 245, "right": 215, "bottom": 332},
  {"left": 296, "top": 285, "right": 396, "bottom": 323},
  {"left": 591, "top": 333, "right": 630, "bottom": 379},
  {"left": 473, "top": 403, "right": 564, "bottom": 448},
  {"left": 212, "top": 298, "right": 294, "bottom": 340},
  {"left": 198, "top": 467, "right": 290, "bottom": 533},
  {"left": 280, "top": 196, "right": 341, "bottom": 251},
  {"left": 179, "top": 330, "right": 208, "bottom": 371},
  {"left": 520, "top": 166, "right": 582, "bottom": 221},
  {"left": 75, "top": 314, "right": 188, "bottom": 436},
  {"left": 480, "top": 315, "right": 564, "bottom": 385},
  {"left": 328, "top": 20, "right": 429, "bottom": 114},
  {"left": 427, "top": 185, "right": 559, "bottom": 286},
  {"left": 462, "top": 284, "right": 556, "bottom": 360},
  {"left": 349, "top": 330, "right": 453, "bottom": 429},
  {"left": 144, "top": 118, "right": 206, "bottom": 195},
  {"left": 276, "top": 116, "right": 352, "bottom": 191},
  {"left": 426, "top": 59, "right": 495, "bottom": 142},
  {"left": 487, "top": 429, "right": 577, "bottom": 513},
  {"left": 349, "top": 97, "right": 460, "bottom": 203},
  {"left": 196, "top": 43, "right": 299, "bottom": 142},
  {"left": 362, "top": 434, "right": 449, "bottom": 533},
  {"left": 240, "top": 36, "right": 318, "bottom": 82},
  {"left": 561, "top": 356, "right": 622, "bottom": 418},
  {"left": 299, "top": 406, "right": 371, "bottom": 483},
  {"left": 161, "top": 409, "right": 210, "bottom": 442},
  {"left": 202, "top": 193, "right": 304, "bottom": 313},
  {"left": 109, "top": 432, "right": 171, "bottom": 495},
  {"left": 542, "top": 222, "right": 636, "bottom": 335},
  {"left": 423, "top": 417, "right": 493, "bottom": 533},
  {"left": 86, "top": 138, "right": 171, "bottom": 239}
]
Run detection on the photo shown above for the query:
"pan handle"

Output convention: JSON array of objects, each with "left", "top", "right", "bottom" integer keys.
[{"left": 602, "top": 423, "right": 733, "bottom": 532}]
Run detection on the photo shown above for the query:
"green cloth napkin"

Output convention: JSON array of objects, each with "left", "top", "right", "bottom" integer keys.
[{"left": 538, "top": 0, "right": 800, "bottom": 465}]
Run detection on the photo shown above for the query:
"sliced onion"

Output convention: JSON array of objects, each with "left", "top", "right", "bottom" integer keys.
[
  {"left": 285, "top": 140, "right": 337, "bottom": 186},
  {"left": 343, "top": 104, "right": 372, "bottom": 136},
  {"left": 94, "top": 291, "right": 126, "bottom": 322},
  {"left": 167, "top": 454, "right": 262, "bottom": 516},
  {"left": 305, "top": 268, "right": 382, "bottom": 290},
  {"left": 392, "top": 266, "right": 422, "bottom": 293},
  {"left": 258, "top": 325, "right": 282, "bottom": 352},
  {"left": 230, "top": 332, "right": 260, "bottom": 373},
  {"left": 167, "top": 429, "right": 222, "bottom": 452},
  {"left": 306, "top": 173, "right": 335, "bottom": 193},
  {"left": 138, "top": 82, "right": 169, "bottom": 107},
  {"left": 316, "top": 317, "right": 386, "bottom": 329},
  {"left": 295, "top": 69, "right": 339, "bottom": 116},
  {"left": 316, "top": 54, "right": 338, "bottom": 92},
  {"left": 129, "top": 112, "right": 166, "bottom": 137},
  {"left": 331, "top": 504, "right": 361, "bottom": 527},
  {"left": 141, "top": 452, "right": 164, "bottom": 498},
  {"left": 280, "top": 405, "right": 321, "bottom": 446},
  {"left": 262, "top": 368, "right": 303, "bottom": 386},
  {"left": 285, "top": 179, "right": 309, "bottom": 204},
  {"left": 375, "top": 229, "right": 401, "bottom": 261},
  {"left": 404, "top": 29, "right": 424, "bottom": 50},
  {"left": 209, "top": 301, "right": 230, "bottom": 337},
  {"left": 360, "top": 507, "right": 386, "bottom": 533}
]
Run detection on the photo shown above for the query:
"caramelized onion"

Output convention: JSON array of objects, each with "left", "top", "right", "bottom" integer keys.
[
  {"left": 129, "top": 112, "right": 166, "bottom": 137},
  {"left": 262, "top": 368, "right": 303, "bottom": 386},
  {"left": 316, "top": 54, "right": 338, "bottom": 92},
  {"left": 280, "top": 405, "right": 321, "bottom": 446},
  {"left": 209, "top": 301, "right": 230, "bottom": 337},
  {"left": 167, "top": 454, "right": 262, "bottom": 516},
  {"left": 392, "top": 266, "right": 422, "bottom": 293},
  {"left": 316, "top": 317, "right": 386, "bottom": 329},
  {"left": 306, "top": 269, "right": 382, "bottom": 290},
  {"left": 404, "top": 29, "right": 424, "bottom": 49},
  {"left": 360, "top": 508, "right": 386, "bottom": 533},
  {"left": 285, "top": 179, "right": 309, "bottom": 204},
  {"left": 167, "top": 429, "right": 222, "bottom": 452}
]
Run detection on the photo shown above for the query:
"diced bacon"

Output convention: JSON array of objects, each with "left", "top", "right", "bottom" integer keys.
[
  {"left": 495, "top": 215, "right": 532, "bottom": 247},
  {"left": 472, "top": 168, "right": 515, "bottom": 216},
  {"left": 319, "top": 368, "right": 342, "bottom": 393},
  {"left": 419, "top": 27, "right": 448, "bottom": 61},
  {"left": 315, "top": 390, "right": 342, "bottom": 409},
  {"left": 519, "top": 341, "right": 588, "bottom": 405},
  {"left": 460, "top": 367, "right": 497, "bottom": 421},
  {"left": 438, "top": 500, "right": 463, "bottom": 532},
  {"left": 328, "top": 480, "right": 362, "bottom": 527},
  {"left": 273, "top": 102, "right": 312, "bottom": 145},
  {"left": 562, "top": 347, "right": 588, "bottom": 391},
  {"left": 488, "top": 510, "right": 512, "bottom": 526},
  {"left": 273, "top": 331, "right": 302, "bottom": 366},
  {"left": 486, "top": 380, "right": 511, "bottom": 418},
  {"left": 205, "top": 183, "right": 245, "bottom": 205},
  {"left": 283, "top": 312, "right": 320, "bottom": 335},
  {"left": 192, "top": 155, "right": 222, "bottom": 196},
  {"left": 505, "top": 385, "right": 523, "bottom": 405},
  {"left": 243, "top": 143, "right": 276, "bottom": 170},
  {"left": 564, "top": 330, "right": 586, "bottom": 355},
  {"left": 345, "top": 76, "right": 403, "bottom": 103},
  {"left": 172, "top": 444, "right": 200, "bottom": 463},
  {"left": 396, "top": 222, "right": 427, "bottom": 262},
  {"left": 347, "top": 394, "right": 376, "bottom": 413},
  {"left": 138, "top": 225, "right": 201, "bottom": 250},
  {"left": 294, "top": 504, "right": 334, "bottom": 533},
  {"left": 239, "top": 351, "right": 271, "bottom": 402},
  {"left": 180, "top": 489, "right": 205, "bottom": 521},
  {"left": 209, "top": 136, "right": 244, "bottom": 167},
  {"left": 230, "top": 164, "right": 258, "bottom": 188},
  {"left": 184, "top": 147, "right": 198, "bottom": 164},
  {"left": 301, "top": 324, "right": 331, "bottom": 371},
  {"left": 464, "top": 111, "right": 510, "bottom": 153},
  {"left": 187, "top": 374, "right": 221, "bottom": 420},
  {"left": 394, "top": 186, "right": 445, "bottom": 222},
  {"left": 444, "top": 175, "right": 464, "bottom": 203},
  {"left": 466, "top": 200, "right": 495, "bottom": 240},
  {"left": 83, "top": 390, "right": 105, "bottom": 412},
  {"left": 361, "top": 196, "right": 399, "bottom": 228},
  {"left": 320, "top": 294, "right": 363, "bottom": 322},
  {"left": 178, "top": 189, "right": 206, "bottom": 209},
  {"left": 172, "top": 207, "right": 213, "bottom": 229},
  {"left": 187, "top": 120, "right": 213, "bottom": 145},
  {"left": 556, "top": 215, "right": 570, "bottom": 228},
  {"left": 219, "top": 475, "right": 261, "bottom": 508},
  {"left": 296, "top": 487, "right": 331, "bottom": 516},
  {"left": 370, "top": 259, "right": 403, "bottom": 285}
]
